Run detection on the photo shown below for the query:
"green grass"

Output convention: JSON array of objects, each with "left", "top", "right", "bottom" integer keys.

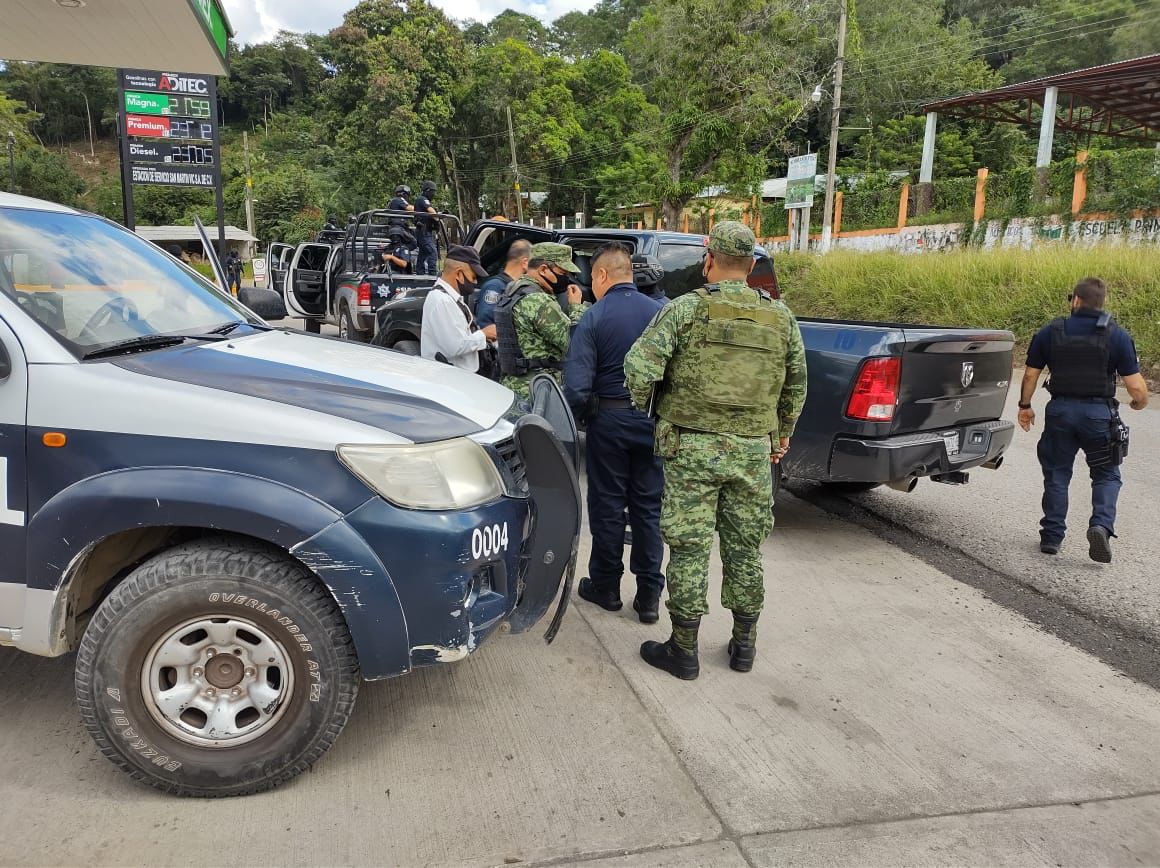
[{"left": 777, "top": 246, "right": 1160, "bottom": 376}]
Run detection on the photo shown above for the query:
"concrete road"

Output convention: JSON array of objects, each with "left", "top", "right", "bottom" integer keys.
[
  {"left": 2, "top": 495, "right": 1159, "bottom": 866},
  {"left": 793, "top": 379, "right": 1160, "bottom": 644}
]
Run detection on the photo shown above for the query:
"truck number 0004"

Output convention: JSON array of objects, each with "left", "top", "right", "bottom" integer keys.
[{"left": 471, "top": 523, "right": 509, "bottom": 560}]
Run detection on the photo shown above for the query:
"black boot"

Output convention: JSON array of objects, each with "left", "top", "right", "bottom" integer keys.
[
  {"left": 728, "top": 611, "right": 759, "bottom": 673},
  {"left": 632, "top": 588, "right": 661, "bottom": 624},
  {"left": 640, "top": 617, "right": 700, "bottom": 680},
  {"left": 578, "top": 577, "right": 623, "bottom": 611}
]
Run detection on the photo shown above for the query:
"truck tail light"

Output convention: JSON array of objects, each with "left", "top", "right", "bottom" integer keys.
[
  {"left": 357, "top": 282, "right": 371, "bottom": 306},
  {"left": 846, "top": 357, "right": 901, "bottom": 421}
]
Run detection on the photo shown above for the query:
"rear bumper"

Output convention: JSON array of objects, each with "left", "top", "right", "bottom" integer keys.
[{"left": 828, "top": 420, "right": 1014, "bottom": 483}]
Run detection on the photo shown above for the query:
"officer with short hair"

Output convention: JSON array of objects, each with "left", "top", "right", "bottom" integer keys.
[
  {"left": 564, "top": 242, "right": 666, "bottom": 623},
  {"left": 476, "top": 239, "right": 531, "bottom": 328},
  {"left": 624, "top": 221, "right": 807, "bottom": 680},
  {"left": 493, "top": 242, "right": 589, "bottom": 400},
  {"left": 414, "top": 180, "right": 439, "bottom": 276},
  {"left": 1018, "top": 276, "right": 1149, "bottom": 563}
]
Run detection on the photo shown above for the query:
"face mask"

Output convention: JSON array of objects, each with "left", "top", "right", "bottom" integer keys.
[
  {"left": 456, "top": 271, "right": 477, "bottom": 296},
  {"left": 701, "top": 254, "right": 712, "bottom": 280},
  {"left": 540, "top": 266, "right": 560, "bottom": 289}
]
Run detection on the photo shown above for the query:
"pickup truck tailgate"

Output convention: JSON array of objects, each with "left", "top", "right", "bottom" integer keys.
[{"left": 895, "top": 328, "right": 1015, "bottom": 432}]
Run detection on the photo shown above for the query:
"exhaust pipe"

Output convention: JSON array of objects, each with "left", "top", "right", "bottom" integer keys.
[
  {"left": 886, "top": 476, "right": 919, "bottom": 493},
  {"left": 931, "top": 471, "right": 970, "bottom": 485},
  {"left": 982, "top": 455, "right": 1004, "bottom": 470}
]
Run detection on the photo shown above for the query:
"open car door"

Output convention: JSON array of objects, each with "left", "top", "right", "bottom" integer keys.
[
  {"left": 266, "top": 242, "right": 295, "bottom": 291},
  {"left": 193, "top": 216, "right": 230, "bottom": 295},
  {"left": 507, "top": 374, "right": 581, "bottom": 643},
  {"left": 467, "top": 221, "right": 555, "bottom": 275},
  {"left": 283, "top": 243, "right": 333, "bottom": 319}
]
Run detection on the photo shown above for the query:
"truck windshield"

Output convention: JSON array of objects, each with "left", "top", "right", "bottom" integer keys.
[{"left": 0, "top": 206, "right": 252, "bottom": 358}]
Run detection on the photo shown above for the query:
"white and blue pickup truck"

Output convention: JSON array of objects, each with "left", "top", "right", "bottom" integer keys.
[{"left": 0, "top": 193, "right": 580, "bottom": 797}]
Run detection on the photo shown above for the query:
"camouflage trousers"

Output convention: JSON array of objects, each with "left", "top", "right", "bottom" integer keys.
[
  {"left": 660, "top": 431, "right": 773, "bottom": 620},
  {"left": 501, "top": 369, "right": 561, "bottom": 401}
]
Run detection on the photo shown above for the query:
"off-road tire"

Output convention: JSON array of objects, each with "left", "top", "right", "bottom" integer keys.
[
  {"left": 338, "top": 304, "right": 369, "bottom": 343},
  {"left": 75, "top": 538, "right": 359, "bottom": 797}
]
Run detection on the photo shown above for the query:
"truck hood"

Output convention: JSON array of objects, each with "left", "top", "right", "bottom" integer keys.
[{"left": 114, "top": 329, "right": 513, "bottom": 443}]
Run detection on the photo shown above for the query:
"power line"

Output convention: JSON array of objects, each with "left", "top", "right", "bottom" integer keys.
[{"left": 857, "top": 0, "right": 1141, "bottom": 70}]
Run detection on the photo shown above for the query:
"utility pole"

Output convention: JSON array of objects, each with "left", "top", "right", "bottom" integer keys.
[
  {"left": 6, "top": 132, "right": 15, "bottom": 193},
  {"left": 448, "top": 146, "right": 466, "bottom": 225},
  {"left": 242, "top": 131, "right": 256, "bottom": 238},
  {"left": 507, "top": 105, "right": 524, "bottom": 223},
  {"left": 82, "top": 92, "right": 95, "bottom": 158},
  {"left": 819, "top": 0, "right": 848, "bottom": 253}
]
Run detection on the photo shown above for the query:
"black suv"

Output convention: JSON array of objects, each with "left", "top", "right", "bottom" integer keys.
[{"left": 371, "top": 220, "right": 777, "bottom": 354}]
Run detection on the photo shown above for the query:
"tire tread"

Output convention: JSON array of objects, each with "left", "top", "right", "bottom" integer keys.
[{"left": 75, "top": 537, "right": 360, "bottom": 798}]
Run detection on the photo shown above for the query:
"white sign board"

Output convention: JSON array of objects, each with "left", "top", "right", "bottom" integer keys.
[
  {"left": 785, "top": 153, "right": 818, "bottom": 210},
  {"left": 252, "top": 256, "right": 267, "bottom": 287}
]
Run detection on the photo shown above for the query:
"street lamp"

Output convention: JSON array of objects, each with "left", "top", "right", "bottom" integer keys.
[{"left": 6, "top": 132, "right": 15, "bottom": 194}]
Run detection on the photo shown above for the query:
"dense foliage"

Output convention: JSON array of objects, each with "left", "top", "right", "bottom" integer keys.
[{"left": 1, "top": 0, "right": 1153, "bottom": 234}]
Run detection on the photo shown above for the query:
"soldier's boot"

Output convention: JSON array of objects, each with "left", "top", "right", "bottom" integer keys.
[
  {"left": 640, "top": 616, "right": 700, "bottom": 681},
  {"left": 727, "top": 611, "right": 759, "bottom": 673}
]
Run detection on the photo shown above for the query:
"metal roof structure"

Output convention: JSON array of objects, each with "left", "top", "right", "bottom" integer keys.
[
  {"left": 136, "top": 225, "right": 256, "bottom": 243},
  {"left": 923, "top": 54, "right": 1160, "bottom": 143},
  {"left": 2, "top": 0, "right": 232, "bottom": 74}
]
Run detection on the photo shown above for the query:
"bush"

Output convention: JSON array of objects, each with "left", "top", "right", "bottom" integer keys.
[{"left": 776, "top": 246, "right": 1160, "bottom": 374}]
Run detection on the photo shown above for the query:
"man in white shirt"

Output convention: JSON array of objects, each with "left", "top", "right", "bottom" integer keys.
[{"left": 421, "top": 244, "right": 496, "bottom": 372}]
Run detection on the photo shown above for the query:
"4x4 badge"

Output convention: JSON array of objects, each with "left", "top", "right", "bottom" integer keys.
[{"left": 961, "top": 362, "right": 975, "bottom": 388}]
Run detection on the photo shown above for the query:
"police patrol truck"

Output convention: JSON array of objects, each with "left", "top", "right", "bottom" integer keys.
[{"left": 0, "top": 193, "right": 580, "bottom": 796}]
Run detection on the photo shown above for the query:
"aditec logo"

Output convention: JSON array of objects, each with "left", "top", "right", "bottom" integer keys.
[{"left": 159, "top": 74, "right": 208, "bottom": 94}]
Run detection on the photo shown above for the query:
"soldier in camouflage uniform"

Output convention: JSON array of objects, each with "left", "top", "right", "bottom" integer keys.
[
  {"left": 495, "top": 242, "right": 589, "bottom": 400},
  {"left": 623, "top": 221, "right": 807, "bottom": 680}
]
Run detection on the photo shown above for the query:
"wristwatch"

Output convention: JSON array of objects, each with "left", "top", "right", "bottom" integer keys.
[{"left": 1018, "top": 401, "right": 1032, "bottom": 410}]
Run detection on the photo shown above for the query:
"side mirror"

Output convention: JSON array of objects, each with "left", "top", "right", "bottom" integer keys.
[{"left": 0, "top": 342, "right": 11, "bottom": 380}]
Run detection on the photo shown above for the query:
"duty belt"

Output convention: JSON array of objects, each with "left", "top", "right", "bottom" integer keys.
[{"left": 598, "top": 397, "right": 633, "bottom": 410}]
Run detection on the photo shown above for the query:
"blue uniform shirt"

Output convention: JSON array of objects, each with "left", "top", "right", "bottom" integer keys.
[
  {"left": 563, "top": 282, "right": 664, "bottom": 419},
  {"left": 474, "top": 272, "right": 512, "bottom": 328},
  {"left": 1026, "top": 308, "right": 1140, "bottom": 377}
]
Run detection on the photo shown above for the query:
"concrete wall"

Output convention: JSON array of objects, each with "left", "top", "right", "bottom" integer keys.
[{"left": 765, "top": 213, "right": 1160, "bottom": 254}]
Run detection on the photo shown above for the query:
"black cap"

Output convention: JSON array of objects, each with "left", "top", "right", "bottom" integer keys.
[
  {"left": 446, "top": 244, "right": 488, "bottom": 278},
  {"left": 421, "top": 180, "right": 436, "bottom": 193}
]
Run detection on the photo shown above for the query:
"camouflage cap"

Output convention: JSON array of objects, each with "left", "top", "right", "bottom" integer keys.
[
  {"left": 708, "top": 221, "right": 756, "bottom": 257},
  {"left": 529, "top": 241, "right": 581, "bottom": 273}
]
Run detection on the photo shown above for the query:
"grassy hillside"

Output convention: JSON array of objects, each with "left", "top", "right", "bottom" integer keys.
[{"left": 777, "top": 246, "right": 1160, "bottom": 377}]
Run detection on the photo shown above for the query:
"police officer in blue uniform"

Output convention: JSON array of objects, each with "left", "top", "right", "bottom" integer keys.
[
  {"left": 476, "top": 239, "right": 531, "bottom": 328},
  {"left": 563, "top": 242, "right": 666, "bottom": 623},
  {"left": 414, "top": 180, "right": 439, "bottom": 276},
  {"left": 1018, "top": 277, "right": 1149, "bottom": 563}
]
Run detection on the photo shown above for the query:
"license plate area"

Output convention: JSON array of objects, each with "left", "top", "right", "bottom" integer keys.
[{"left": 942, "top": 430, "right": 961, "bottom": 457}]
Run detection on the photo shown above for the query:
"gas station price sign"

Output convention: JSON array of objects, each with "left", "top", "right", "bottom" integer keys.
[
  {"left": 117, "top": 67, "right": 226, "bottom": 242},
  {"left": 124, "top": 91, "right": 213, "bottom": 119}
]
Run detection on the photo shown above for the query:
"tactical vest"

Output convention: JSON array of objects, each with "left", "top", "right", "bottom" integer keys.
[
  {"left": 494, "top": 281, "right": 556, "bottom": 377},
  {"left": 1045, "top": 314, "right": 1117, "bottom": 399},
  {"left": 656, "top": 282, "right": 788, "bottom": 436}
]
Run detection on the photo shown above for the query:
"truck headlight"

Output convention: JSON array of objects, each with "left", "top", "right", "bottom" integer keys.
[{"left": 337, "top": 439, "right": 505, "bottom": 510}]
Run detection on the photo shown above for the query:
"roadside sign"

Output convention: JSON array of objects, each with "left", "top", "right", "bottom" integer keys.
[
  {"left": 785, "top": 153, "right": 819, "bottom": 210},
  {"left": 117, "top": 67, "right": 225, "bottom": 256}
]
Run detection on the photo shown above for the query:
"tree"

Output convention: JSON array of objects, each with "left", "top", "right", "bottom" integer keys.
[
  {"left": 624, "top": 0, "right": 821, "bottom": 227},
  {"left": 220, "top": 33, "right": 326, "bottom": 126},
  {"left": 484, "top": 11, "right": 551, "bottom": 53},
  {"left": 318, "top": 0, "right": 466, "bottom": 211},
  {"left": 0, "top": 63, "right": 115, "bottom": 147},
  {"left": 445, "top": 39, "right": 583, "bottom": 221},
  {"left": 551, "top": 0, "right": 648, "bottom": 58}
]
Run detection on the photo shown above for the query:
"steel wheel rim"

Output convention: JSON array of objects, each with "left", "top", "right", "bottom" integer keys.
[{"left": 141, "top": 615, "right": 295, "bottom": 748}]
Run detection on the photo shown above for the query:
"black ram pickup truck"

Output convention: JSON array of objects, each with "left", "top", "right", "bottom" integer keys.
[{"left": 370, "top": 220, "right": 1015, "bottom": 494}]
